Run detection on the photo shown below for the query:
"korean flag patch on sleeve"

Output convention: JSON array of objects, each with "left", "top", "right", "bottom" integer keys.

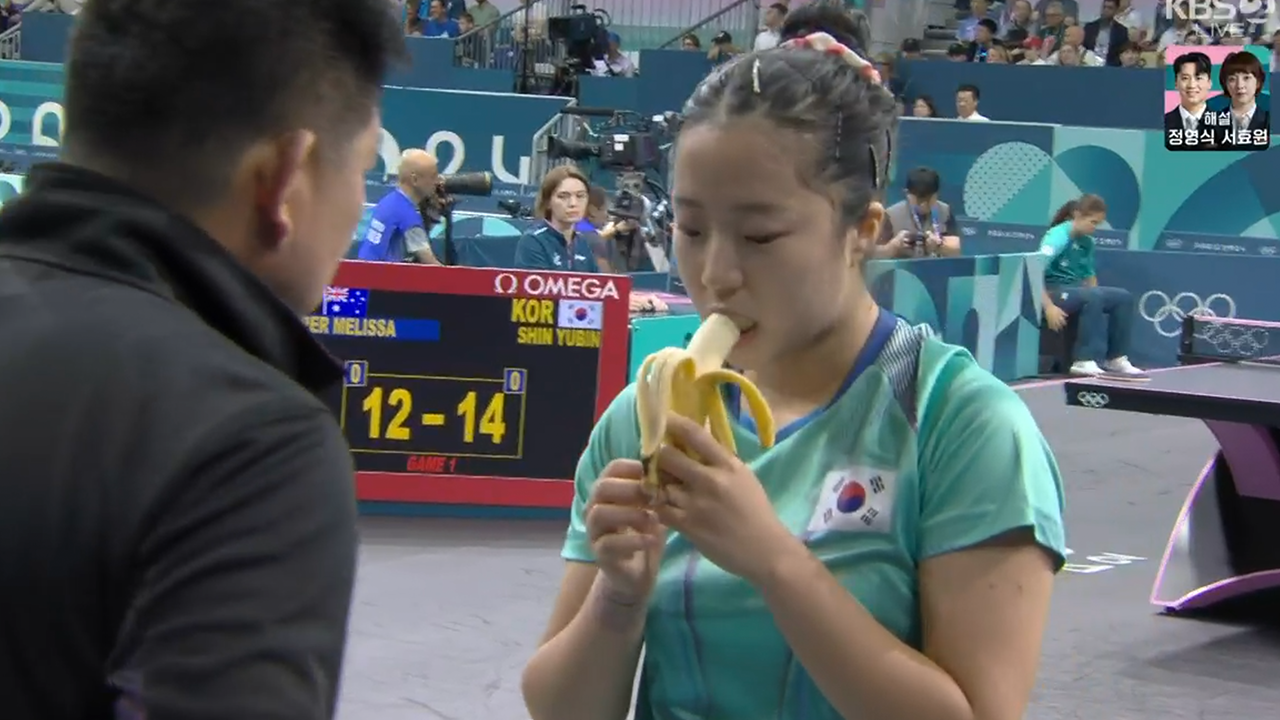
[{"left": 806, "top": 467, "right": 897, "bottom": 535}]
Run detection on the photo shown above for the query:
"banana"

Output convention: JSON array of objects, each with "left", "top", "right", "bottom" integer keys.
[{"left": 635, "top": 313, "right": 776, "bottom": 491}]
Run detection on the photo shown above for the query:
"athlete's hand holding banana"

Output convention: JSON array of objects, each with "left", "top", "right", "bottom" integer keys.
[
  {"left": 635, "top": 314, "right": 776, "bottom": 491},
  {"left": 584, "top": 459, "right": 665, "bottom": 601},
  {"left": 626, "top": 314, "right": 801, "bottom": 584}
]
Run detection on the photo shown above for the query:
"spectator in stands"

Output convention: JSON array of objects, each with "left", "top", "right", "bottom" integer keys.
[
  {"left": 358, "top": 150, "right": 442, "bottom": 264},
  {"left": 956, "top": 83, "right": 989, "bottom": 121},
  {"left": 1035, "top": 0, "right": 1077, "bottom": 24},
  {"left": 1040, "top": 195, "right": 1146, "bottom": 379},
  {"left": 1116, "top": 40, "right": 1141, "bottom": 67},
  {"left": 754, "top": 3, "right": 788, "bottom": 50},
  {"left": 912, "top": 95, "right": 939, "bottom": 117},
  {"left": 999, "top": 0, "right": 1036, "bottom": 39},
  {"left": 1049, "top": 25, "right": 1103, "bottom": 65},
  {"left": 1083, "top": 0, "right": 1129, "bottom": 65},
  {"left": 878, "top": 167, "right": 962, "bottom": 258},
  {"left": 1111, "top": 0, "right": 1144, "bottom": 42},
  {"left": 596, "top": 32, "right": 637, "bottom": 77},
  {"left": 1146, "top": 0, "right": 1173, "bottom": 47},
  {"left": 458, "top": 11, "right": 474, "bottom": 34},
  {"left": 957, "top": 0, "right": 997, "bottom": 41},
  {"left": 986, "top": 44, "right": 1013, "bottom": 63},
  {"left": 1036, "top": 2, "right": 1068, "bottom": 47},
  {"left": 420, "top": 0, "right": 460, "bottom": 37},
  {"left": 444, "top": 0, "right": 464, "bottom": 19},
  {"left": 1053, "top": 43, "right": 1083, "bottom": 66},
  {"left": 947, "top": 42, "right": 970, "bottom": 60},
  {"left": 467, "top": 0, "right": 499, "bottom": 29},
  {"left": 515, "top": 165, "right": 598, "bottom": 272},
  {"left": 708, "top": 31, "right": 741, "bottom": 64},
  {"left": 966, "top": 18, "right": 999, "bottom": 61},
  {"left": 681, "top": 33, "right": 702, "bottom": 50},
  {"left": 899, "top": 37, "right": 923, "bottom": 59},
  {"left": 1155, "top": 5, "right": 1205, "bottom": 52},
  {"left": 0, "top": 0, "right": 17, "bottom": 32}
]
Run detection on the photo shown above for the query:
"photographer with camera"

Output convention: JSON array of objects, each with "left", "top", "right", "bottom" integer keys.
[
  {"left": 877, "top": 166, "right": 962, "bottom": 259},
  {"left": 357, "top": 149, "right": 442, "bottom": 264}
]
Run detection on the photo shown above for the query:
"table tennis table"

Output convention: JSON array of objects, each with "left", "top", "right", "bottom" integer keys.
[{"left": 1064, "top": 316, "right": 1280, "bottom": 613}]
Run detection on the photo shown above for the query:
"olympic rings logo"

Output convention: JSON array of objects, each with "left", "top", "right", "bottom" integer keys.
[
  {"left": 1138, "top": 291, "right": 1236, "bottom": 338},
  {"left": 1076, "top": 391, "right": 1109, "bottom": 408}
]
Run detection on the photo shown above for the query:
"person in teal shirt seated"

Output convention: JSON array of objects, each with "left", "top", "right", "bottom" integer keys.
[
  {"left": 514, "top": 166, "right": 601, "bottom": 273},
  {"left": 522, "top": 7, "right": 1066, "bottom": 720},
  {"left": 1039, "top": 194, "right": 1146, "bottom": 379}
]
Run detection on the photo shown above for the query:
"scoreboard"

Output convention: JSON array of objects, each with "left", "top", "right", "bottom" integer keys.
[{"left": 308, "top": 262, "right": 631, "bottom": 508}]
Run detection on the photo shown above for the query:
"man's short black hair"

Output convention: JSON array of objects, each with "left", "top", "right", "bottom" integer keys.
[
  {"left": 977, "top": 18, "right": 998, "bottom": 33},
  {"left": 957, "top": 83, "right": 981, "bottom": 99},
  {"left": 905, "top": 167, "right": 941, "bottom": 197},
  {"left": 63, "top": 0, "right": 405, "bottom": 207},
  {"left": 1171, "top": 51, "right": 1212, "bottom": 79}
]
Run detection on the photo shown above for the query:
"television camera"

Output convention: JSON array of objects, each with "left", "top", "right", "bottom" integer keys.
[
  {"left": 417, "top": 171, "right": 493, "bottom": 265},
  {"left": 547, "top": 5, "right": 610, "bottom": 74},
  {"left": 544, "top": 105, "right": 680, "bottom": 270}
]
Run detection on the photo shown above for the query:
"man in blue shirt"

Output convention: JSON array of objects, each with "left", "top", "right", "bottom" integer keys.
[
  {"left": 357, "top": 149, "right": 441, "bottom": 264},
  {"left": 419, "top": 0, "right": 460, "bottom": 38}
]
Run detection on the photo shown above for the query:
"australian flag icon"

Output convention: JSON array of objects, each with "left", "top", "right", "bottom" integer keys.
[{"left": 322, "top": 286, "right": 369, "bottom": 317}]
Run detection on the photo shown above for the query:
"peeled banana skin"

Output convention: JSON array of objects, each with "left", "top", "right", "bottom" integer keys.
[{"left": 635, "top": 314, "right": 776, "bottom": 491}]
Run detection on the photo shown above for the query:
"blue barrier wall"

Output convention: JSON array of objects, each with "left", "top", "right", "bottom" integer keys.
[
  {"left": 1093, "top": 250, "right": 1280, "bottom": 370},
  {"left": 895, "top": 60, "right": 1280, "bottom": 131},
  {"left": 19, "top": 11, "right": 1280, "bottom": 132},
  {"left": 892, "top": 119, "right": 1280, "bottom": 257}
]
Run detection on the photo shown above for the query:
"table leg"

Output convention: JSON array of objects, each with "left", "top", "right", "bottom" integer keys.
[{"left": 1151, "top": 422, "right": 1280, "bottom": 612}]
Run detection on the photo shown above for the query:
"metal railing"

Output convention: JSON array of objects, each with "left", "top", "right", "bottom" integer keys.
[
  {"left": 590, "top": 0, "right": 759, "bottom": 51},
  {"left": 0, "top": 24, "right": 20, "bottom": 60},
  {"left": 454, "top": 0, "right": 574, "bottom": 89},
  {"left": 657, "top": 0, "right": 758, "bottom": 50},
  {"left": 454, "top": 0, "right": 766, "bottom": 79}
]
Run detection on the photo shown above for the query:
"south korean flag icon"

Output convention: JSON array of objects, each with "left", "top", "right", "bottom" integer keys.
[{"left": 806, "top": 467, "right": 897, "bottom": 535}]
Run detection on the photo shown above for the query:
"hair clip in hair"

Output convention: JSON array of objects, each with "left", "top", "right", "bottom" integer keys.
[
  {"left": 752, "top": 58, "right": 762, "bottom": 94},
  {"left": 781, "top": 32, "right": 882, "bottom": 84}
]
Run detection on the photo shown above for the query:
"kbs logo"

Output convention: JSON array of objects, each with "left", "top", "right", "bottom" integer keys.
[
  {"left": 1171, "top": 0, "right": 1275, "bottom": 37},
  {"left": 493, "top": 273, "right": 621, "bottom": 300}
]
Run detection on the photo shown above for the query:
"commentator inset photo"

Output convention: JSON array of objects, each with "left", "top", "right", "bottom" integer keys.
[{"left": 1163, "top": 45, "right": 1271, "bottom": 152}]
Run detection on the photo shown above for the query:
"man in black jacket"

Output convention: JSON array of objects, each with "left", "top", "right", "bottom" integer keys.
[{"left": 0, "top": 0, "right": 403, "bottom": 718}]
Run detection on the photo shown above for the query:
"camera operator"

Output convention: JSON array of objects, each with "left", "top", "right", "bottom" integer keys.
[
  {"left": 516, "top": 168, "right": 667, "bottom": 313},
  {"left": 356, "top": 149, "right": 442, "bottom": 264},
  {"left": 574, "top": 184, "right": 642, "bottom": 273},
  {"left": 877, "top": 166, "right": 962, "bottom": 259}
]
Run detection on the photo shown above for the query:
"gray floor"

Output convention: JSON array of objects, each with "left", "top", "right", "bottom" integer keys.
[{"left": 338, "top": 380, "right": 1280, "bottom": 720}]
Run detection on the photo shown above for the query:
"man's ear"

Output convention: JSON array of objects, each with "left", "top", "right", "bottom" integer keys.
[{"left": 248, "top": 129, "right": 319, "bottom": 250}]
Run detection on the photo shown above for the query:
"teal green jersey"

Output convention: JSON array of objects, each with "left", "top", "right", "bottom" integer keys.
[
  {"left": 562, "top": 319, "right": 1067, "bottom": 720},
  {"left": 1039, "top": 221, "right": 1096, "bottom": 286}
]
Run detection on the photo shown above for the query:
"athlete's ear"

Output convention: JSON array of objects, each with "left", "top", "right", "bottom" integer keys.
[{"left": 848, "top": 201, "right": 883, "bottom": 268}]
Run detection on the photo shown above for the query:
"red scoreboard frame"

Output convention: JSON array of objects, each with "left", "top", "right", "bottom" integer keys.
[{"left": 331, "top": 262, "right": 631, "bottom": 509}]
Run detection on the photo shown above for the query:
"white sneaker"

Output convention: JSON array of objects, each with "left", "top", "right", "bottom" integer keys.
[
  {"left": 1070, "top": 360, "right": 1103, "bottom": 376},
  {"left": 1103, "top": 356, "right": 1149, "bottom": 380}
]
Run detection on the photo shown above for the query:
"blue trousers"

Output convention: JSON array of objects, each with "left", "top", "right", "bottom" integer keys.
[{"left": 1049, "top": 285, "right": 1135, "bottom": 363}]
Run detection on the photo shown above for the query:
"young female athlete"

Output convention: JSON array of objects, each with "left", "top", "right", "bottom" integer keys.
[
  {"left": 1040, "top": 194, "right": 1147, "bottom": 379},
  {"left": 521, "top": 7, "right": 1067, "bottom": 720}
]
